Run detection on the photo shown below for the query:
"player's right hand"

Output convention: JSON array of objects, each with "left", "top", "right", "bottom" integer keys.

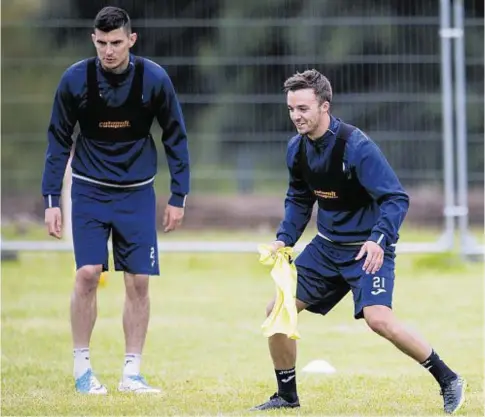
[
  {"left": 45, "top": 207, "right": 62, "bottom": 239},
  {"left": 163, "top": 204, "right": 184, "bottom": 233},
  {"left": 269, "top": 240, "right": 286, "bottom": 254}
]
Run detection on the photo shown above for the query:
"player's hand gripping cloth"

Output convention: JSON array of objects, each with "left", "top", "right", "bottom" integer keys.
[{"left": 258, "top": 245, "right": 300, "bottom": 340}]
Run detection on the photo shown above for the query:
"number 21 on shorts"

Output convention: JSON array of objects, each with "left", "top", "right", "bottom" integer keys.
[{"left": 371, "top": 276, "right": 386, "bottom": 295}]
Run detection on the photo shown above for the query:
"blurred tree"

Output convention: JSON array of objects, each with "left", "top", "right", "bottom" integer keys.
[
  {"left": 1, "top": 0, "right": 82, "bottom": 195},
  {"left": 1, "top": 0, "right": 483, "bottom": 197}
]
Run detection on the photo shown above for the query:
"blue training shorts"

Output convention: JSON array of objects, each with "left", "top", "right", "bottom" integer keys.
[
  {"left": 294, "top": 234, "right": 396, "bottom": 319},
  {"left": 71, "top": 178, "right": 159, "bottom": 275}
]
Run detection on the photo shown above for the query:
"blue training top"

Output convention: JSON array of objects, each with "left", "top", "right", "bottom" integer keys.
[
  {"left": 276, "top": 116, "right": 410, "bottom": 249},
  {"left": 41, "top": 54, "right": 190, "bottom": 209}
]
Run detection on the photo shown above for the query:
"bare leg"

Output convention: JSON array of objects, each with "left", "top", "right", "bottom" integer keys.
[
  {"left": 363, "top": 304, "right": 463, "bottom": 413},
  {"left": 251, "top": 298, "right": 308, "bottom": 409},
  {"left": 363, "top": 305, "right": 431, "bottom": 362},
  {"left": 70, "top": 264, "right": 107, "bottom": 393},
  {"left": 118, "top": 273, "right": 161, "bottom": 393},
  {"left": 123, "top": 273, "right": 150, "bottom": 355},
  {"left": 267, "top": 298, "right": 308, "bottom": 369},
  {"left": 71, "top": 265, "right": 102, "bottom": 348}
]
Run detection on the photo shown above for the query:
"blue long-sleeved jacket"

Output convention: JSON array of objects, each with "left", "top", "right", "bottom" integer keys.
[
  {"left": 276, "top": 116, "right": 409, "bottom": 249},
  {"left": 41, "top": 54, "right": 190, "bottom": 209}
]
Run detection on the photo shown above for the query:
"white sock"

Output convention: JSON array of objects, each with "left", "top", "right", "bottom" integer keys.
[
  {"left": 73, "top": 348, "right": 91, "bottom": 379},
  {"left": 123, "top": 353, "right": 141, "bottom": 377}
]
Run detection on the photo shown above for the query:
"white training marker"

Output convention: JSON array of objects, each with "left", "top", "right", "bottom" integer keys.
[{"left": 302, "top": 360, "right": 336, "bottom": 374}]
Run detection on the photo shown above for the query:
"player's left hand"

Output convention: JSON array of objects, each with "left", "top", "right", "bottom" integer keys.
[
  {"left": 163, "top": 204, "right": 184, "bottom": 233},
  {"left": 355, "top": 241, "right": 384, "bottom": 275}
]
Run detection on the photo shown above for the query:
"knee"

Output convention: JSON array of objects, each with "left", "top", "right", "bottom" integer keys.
[
  {"left": 76, "top": 265, "right": 102, "bottom": 289},
  {"left": 125, "top": 274, "right": 149, "bottom": 300},
  {"left": 364, "top": 306, "right": 397, "bottom": 338}
]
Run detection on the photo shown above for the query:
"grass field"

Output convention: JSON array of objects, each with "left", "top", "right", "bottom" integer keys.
[{"left": 1, "top": 230, "right": 484, "bottom": 416}]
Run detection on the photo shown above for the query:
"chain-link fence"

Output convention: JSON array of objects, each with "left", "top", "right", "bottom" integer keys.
[{"left": 1, "top": 0, "right": 483, "bottom": 254}]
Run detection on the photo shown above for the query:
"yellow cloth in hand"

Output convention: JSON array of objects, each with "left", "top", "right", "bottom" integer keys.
[
  {"left": 258, "top": 244, "right": 300, "bottom": 340},
  {"left": 98, "top": 272, "right": 108, "bottom": 287}
]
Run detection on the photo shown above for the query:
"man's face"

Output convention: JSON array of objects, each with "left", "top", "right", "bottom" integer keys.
[
  {"left": 287, "top": 89, "right": 329, "bottom": 137},
  {"left": 91, "top": 28, "right": 137, "bottom": 71}
]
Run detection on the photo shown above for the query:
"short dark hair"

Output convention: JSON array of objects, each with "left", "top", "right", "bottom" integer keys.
[
  {"left": 94, "top": 6, "right": 131, "bottom": 33},
  {"left": 283, "top": 69, "right": 333, "bottom": 103}
]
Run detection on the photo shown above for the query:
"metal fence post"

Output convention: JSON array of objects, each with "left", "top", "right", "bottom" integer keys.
[
  {"left": 452, "top": 0, "right": 483, "bottom": 259},
  {"left": 439, "top": 0, "right": 456, "bottom": 249}
]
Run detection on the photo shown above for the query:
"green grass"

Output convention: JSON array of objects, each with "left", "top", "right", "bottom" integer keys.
[{"left": 1, "top": 246, "right": 483, "bottom": 416}]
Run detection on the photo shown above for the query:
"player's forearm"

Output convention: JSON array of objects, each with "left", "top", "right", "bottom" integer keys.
[
  {"left": 41, "top": 153, "right": 71, "bottom": 208},
  {"left": 165, "top": 145, "right": 190, "bottom": 208},
  {"left": 369, "top": 193, "right": 410, "bottom": 248},
  {"left": 41, "top": 126, "right": 73, "bottom": 209},
  {"left": 166, "top": 182, "right": 189, "bottom": 208},
  {"left": 156, "top": 78, "right": 191, "bottom": 207},
  {"left": 162, "top": 128, "right": 190, "bottom": 207}
]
